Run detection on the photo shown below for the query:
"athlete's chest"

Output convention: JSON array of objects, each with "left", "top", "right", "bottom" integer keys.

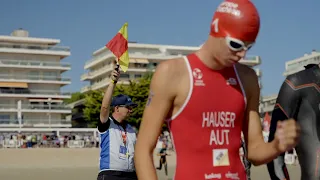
[
  {"left": 190, "top": 66, "right": 246, "bottom": 111},
  {"left": 179, "top": 69, "right": 246, "bottom": 140}
]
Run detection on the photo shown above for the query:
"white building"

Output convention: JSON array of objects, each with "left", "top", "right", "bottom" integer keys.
[
  {"left": 0, "top": 29, "right": 72, "bottom": 128},
  {"left": 284, "top": 50, "right": 320, "bottom": 76},
  {"left": 260, "top": 50, "right": 320, "bottom": 115},
  {"left": 81, "top": 42, "right": 262, "bottom": 93},
  {"left": 259, "top": 94, "right": 277, "bottom": 114}
]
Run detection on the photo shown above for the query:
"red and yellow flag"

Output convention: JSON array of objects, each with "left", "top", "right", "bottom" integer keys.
[{"left": 106, "top": 22, "right": 129, "bottom": 72}]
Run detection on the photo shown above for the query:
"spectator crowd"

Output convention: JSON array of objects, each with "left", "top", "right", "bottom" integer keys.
[{"left": 0, "top": 132, "right": 99, "bottom": 148}]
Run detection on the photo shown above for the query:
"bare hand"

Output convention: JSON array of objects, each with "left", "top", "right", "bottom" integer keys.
[
  {"left": 275, "top": 119, "right": 301, "bottom": 153},
  {"left": 110, "top": 64, "right": 120, "bottom": 82}
]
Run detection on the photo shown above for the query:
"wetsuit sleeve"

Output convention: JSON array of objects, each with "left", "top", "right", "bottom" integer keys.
[{"left": 267, "top": 76, "right": 301, "bottom": 180}]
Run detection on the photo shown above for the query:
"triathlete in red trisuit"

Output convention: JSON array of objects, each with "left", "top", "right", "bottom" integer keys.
[{"left": 135, "top": 0, "right": 301, "bottom": 179}]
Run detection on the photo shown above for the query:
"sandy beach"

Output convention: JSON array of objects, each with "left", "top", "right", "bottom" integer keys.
[{"left": 0, "top": 148, "right": 301, "bottom": 180}]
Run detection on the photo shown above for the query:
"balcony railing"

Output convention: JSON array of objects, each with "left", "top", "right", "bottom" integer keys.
[
  {"left": 254, "top": 69, "right": 261, "bottom": 76},
  {"left": 82, "top": 77, "right": 132, "bottom": 92},
  {"left": 244, "top": 56, "right": 258, "bottom": 60},
  {"left": 0, "top": 74, "right": 71, "bottom": 82},
  {"left": 81, "top": 65, "right": 112, "bottom": 80},
  {"left": 286, "top": 56, "right": 320, "bottom": 71},
  {"left": 0, "top": 59, "right": 70, "bottom": 68},
  {"left": 0, "top": 89, "right": 71, "bottom": 96},
  {"left": 80, "top": 85, "right": 91, "bottom": 92},
  {"left": 0, "top": 119, "right": 70, "bottom": 125},
  {"left": 85, "top": 50, "right": 165, "bottom": 66},
  {"left": 83, "top": 65, "right": 155, "bottom": 81},
  {"left": 85, "top": 51, "right": 113, "bottom": 65},
  {"left": 0, "top": 42, "right": 70, "bottom": 52},
  {"left": 262, "top": 94, "right": 278, "bottom": 101},
  {"left": 0, "top": 104, "right": 71, "bottom": 110},
  {"left": 91, "top": 79, "right": 110, "bottom": 89}
]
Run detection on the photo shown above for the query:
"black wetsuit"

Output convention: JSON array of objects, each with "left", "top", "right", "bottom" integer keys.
[
  {"left": 241, "top": 139, "right": 251, "bottom": 180},
  {"left": 267, "top": 64, "right": 320, "bottom": 180},
  {"left": 156, "top": 148, "right": 168, "bottom": 176}
]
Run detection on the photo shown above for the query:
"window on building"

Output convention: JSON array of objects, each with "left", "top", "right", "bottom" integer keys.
[
  {"left": 43, "top": 71, "right": 58, "bottom": 77},
  {"left": 28, "top": 71, "right": 39, "bottom": 80},
  {"left": 0, "top": 115, "right": 10, "bottom": 124},
  {"left": 120, "top": 74, "right": 130, "bottom": 78},
  {"left": 0, "top": 115, "right": 10, "bottom": 120},
  {"left": 134, "top": 63, "right": 147, "bottom": 68}
]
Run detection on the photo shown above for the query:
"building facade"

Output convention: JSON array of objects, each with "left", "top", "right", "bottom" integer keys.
[
  {"left": 81, "top": 42, "right": 262, "bottom": 93},
  {"left": 283, "top": 50, "right": 320, "bottom": 76},
  {"left": 0, "top": 29, "right": 72, "bottom": 128}
]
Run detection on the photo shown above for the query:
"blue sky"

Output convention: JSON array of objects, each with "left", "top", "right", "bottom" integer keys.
[{"left": 0, "top": 0, "right": 319, "bottom": 96}]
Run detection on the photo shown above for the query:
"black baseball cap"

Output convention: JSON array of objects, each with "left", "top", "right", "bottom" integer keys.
[{"left": 111, "top": 94, "right": 137, "bottom": 107}]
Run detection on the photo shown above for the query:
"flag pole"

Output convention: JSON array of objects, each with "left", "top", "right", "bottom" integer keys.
[{"left": 116, "top": 58, "right": 120, "bottom": 71}]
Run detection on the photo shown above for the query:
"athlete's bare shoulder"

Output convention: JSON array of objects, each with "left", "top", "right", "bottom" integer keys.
[
  {"left": 155, "top": 57, "right": 188, "bottom": 82},
  {"left": 151, "top": 57, "right": 188, "bottom": 95},
  {"left": 158, "top": 57, "right": 187, "bottom": 72},
  {"left": 234, "top": 63, "right": 259, "bottom": 91},
  {"left": 235, "top": 63, "right": 257, "bottom": 77}
]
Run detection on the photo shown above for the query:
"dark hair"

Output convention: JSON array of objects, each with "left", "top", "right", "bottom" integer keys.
[{"left": 304, "top": 64, "right": 318, "bottom": 69}]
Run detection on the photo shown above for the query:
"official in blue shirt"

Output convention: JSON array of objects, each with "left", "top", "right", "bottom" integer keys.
[{"left": 97, "top": 65, "right": 138, "bottom": 180}]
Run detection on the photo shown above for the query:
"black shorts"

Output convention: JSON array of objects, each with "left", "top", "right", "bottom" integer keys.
[
  {"left": 160, "top": 156, "right": 167, "bottom": 163},
  {"left": 97, "top": 170, "right": 137, "bottom": 180}
]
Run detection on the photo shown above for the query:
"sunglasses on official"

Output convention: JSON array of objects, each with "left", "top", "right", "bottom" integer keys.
[
  {"left": 226, "top": 36, "right": 254, "bottom": 52},
  {"left": 118, "top": 105, "right": 133, "bottom": 110}
]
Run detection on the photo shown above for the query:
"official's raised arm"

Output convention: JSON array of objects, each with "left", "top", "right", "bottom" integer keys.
[{"left": 99, "top": 65, "right": 120, "bottom": 124}]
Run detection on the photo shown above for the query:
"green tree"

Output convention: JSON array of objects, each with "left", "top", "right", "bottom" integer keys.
[
  {"left": 64, "top": 92, "right": 86, "bottom": 104},
  {"left": 83, "top": 90, "right": 104, "bottom": 127},
  {"left": 116, "top": 73, "right": 152, "bottom": 126},
  {"left": 82, "top": 73, "right": 153, "bottom": 128}
]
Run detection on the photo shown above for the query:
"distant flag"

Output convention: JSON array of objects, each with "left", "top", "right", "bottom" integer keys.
[
  {"left": 263, "top": 112, "right": 271, "bottom": 132},
  {"left": 106, "top": 22, "right": 129, "bottom": 72}
]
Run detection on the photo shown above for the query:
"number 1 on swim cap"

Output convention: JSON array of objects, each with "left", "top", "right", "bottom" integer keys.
[{"left": 212, "top": 18, "right": 219, "bottom": 33}]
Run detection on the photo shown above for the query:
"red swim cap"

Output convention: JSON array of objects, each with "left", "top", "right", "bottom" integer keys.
[{"left": 210, "top": 0, "right": 260, "bottom": 42}]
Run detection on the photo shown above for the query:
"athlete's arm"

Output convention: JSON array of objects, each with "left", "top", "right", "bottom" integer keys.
[
  {"left": 135, "top": 61, "right": 177, "bottom": 180},
  {"left": 240, "top": 66, "right": 283, "bottom": 166},
  {"left": 267, "top": 76, "right": 301, "bottom": 180}
]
